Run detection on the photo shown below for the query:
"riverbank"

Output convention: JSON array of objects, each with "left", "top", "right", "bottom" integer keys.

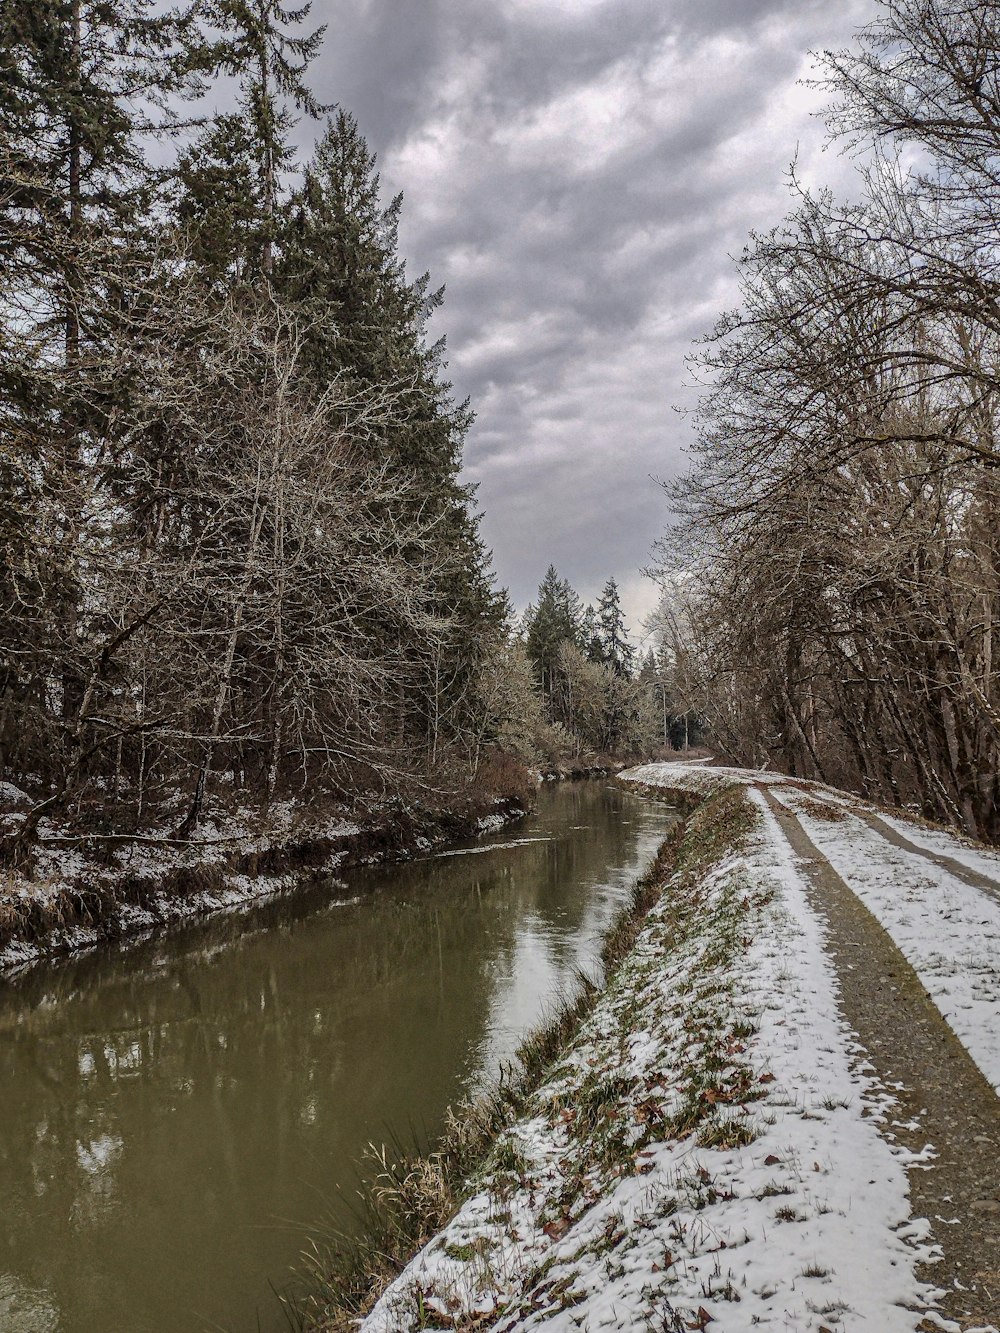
[
  {"left": 303, "top": 764, "right": 1000, "bottom": 1332},
  {"left": 0, "top": 776, "right": 533, "bottom": 974},
  {"left": 0, "top": 779, "right": 672, "bottom": 1333}
]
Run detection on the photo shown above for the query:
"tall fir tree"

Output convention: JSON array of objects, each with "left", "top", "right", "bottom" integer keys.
[
  {"left": 172, "top": 112, "right": 265, "bottom": 285},
  {"left": 0, "top": 0, "right": 206, "bottom": 781},
  {"left": 280, "top": 111, "right": 465, "bottom": 481},
  {"left": 280, "top": 110, "right": 503, "bottom": 750},
  {"left": 524, "top": 566, "right": 583, "bottom": 694},
  {"left": 581, "top": 603, "right": 603, "bottom": 663},
  {"left": 596, "top": 577, "right": 634, "bottom": 677},
  {"left": 0, "top": 0, "right": 204, "bottom": 369},
  {"left": 206, "top": 0, "right": 327, "bottom": 276}
]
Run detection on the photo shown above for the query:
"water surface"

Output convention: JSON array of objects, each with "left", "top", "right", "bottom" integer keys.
[{"left": 0, "top": 781, "right": 675, "bottom": 1332}]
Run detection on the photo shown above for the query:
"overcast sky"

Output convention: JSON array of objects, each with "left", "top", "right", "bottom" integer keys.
[{"left": 299, "top": 0, "right": 874, "bottom": 641}]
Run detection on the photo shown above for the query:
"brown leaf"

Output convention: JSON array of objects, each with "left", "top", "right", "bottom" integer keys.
[
  {"left": 542, "top": 1218, "right": 569, "bottom": 1241},
  {"left": 687, "top": 1308, "right": 715, "bottom": 1330},
  {"left": 758, "top": 1072, "right": 776, "bottom": 1084},
  {"left": 764, "top": 1153, "right": 781, "bottom": 1166}
]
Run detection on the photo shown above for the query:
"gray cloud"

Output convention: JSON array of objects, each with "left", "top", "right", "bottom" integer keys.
[{"left": 304, "top": 0, "right": 872, "bottom": 634}]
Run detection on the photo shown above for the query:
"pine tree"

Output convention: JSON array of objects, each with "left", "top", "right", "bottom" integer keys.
[
  {"left": 525, "top": 567, "right": 583, "bottom": 695},
  {"left": 581, "top": 604, "right": 604, "bottom": 663},
  {"left": 279, "top": 111, "right": 504, "bottom": 753},
  {"left": 172, "top": 112, "right": 265, "bottom": 284},
  {"left": 281, "top": 112, "right": 412, "bottom": 380},
  {"left": 280, "top": 110, "right": 463, "bottom": 478},
  {"left": 0, "top": 0, "right": 206, "bottom": 798},
  {"left": 596, "top": 577, "right": 635, "bottom": 677},
  {"left": 639, "top": 649, "right": 668, "bottom": 745},
  {"left": 0, "top": 0, "right": 204, "bottom": 366},
  {"left": 207, "top": 0, "right": 327, "bottom": 276}
]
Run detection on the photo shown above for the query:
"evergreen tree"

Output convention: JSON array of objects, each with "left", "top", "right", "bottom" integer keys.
[
  {"left": 279, "top": 111, "right": 504, "bottom": 750},
  {"left": 639, "top": 649, "right": 668, "bottom": 745},
  {"left": 581, "top": 603, "right": 604, "bottom": 663},
  {"left": 0, "top": 0, "right": 206, "bottom": 790},
  {"left": 172, "top": 112, "right": 265, "bottom": 284},
  {"left": 0, "top": 0, "right": 203, "bottom": 367},
  {"left": 596, "top": 578, "right": 635, "bottom": 677},
  {"left": 207, "top": 0, "right": 327, "bottom": 276},
  {"left": 280, "top": 111, "right": 463, "bottom": 478},
  {"left": 281, "top": 111, "right": 415, "bottom": 382},
  {"left": 524, "top": 566, "right": 583, "bottom": 696}
]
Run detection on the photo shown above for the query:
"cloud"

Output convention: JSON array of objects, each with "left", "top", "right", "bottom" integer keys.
[{"left": 305, "top": 0, "right": 873, "bottom": 633}]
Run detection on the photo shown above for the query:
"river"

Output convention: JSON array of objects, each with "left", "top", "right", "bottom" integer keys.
[{"left": 0, "top": 780, "right": 676, "bottom": 1332}]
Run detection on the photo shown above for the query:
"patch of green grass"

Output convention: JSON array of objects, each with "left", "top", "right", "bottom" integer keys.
[
  {"left": 491, "top": 1135, "right": 531, "bottom": 1184},
  {"left": 697, "top": 1117, "right": 757, "bottom": 1149},
  {"left": 442, "top": 1237, "right": 493, "bottom": 1263}
]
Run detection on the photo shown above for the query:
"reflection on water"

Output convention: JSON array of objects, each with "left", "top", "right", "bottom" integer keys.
[{"left": 0, "top": 782, "right": 675, "bottom": 1333}]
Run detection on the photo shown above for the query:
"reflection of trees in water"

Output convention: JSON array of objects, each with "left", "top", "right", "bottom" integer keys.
[
  {"left": 0, "top": 784, "right": 674, "bottom": 1333},
  {"left": 0, "top": 1273, "right": 59, "bottom": 1333}
]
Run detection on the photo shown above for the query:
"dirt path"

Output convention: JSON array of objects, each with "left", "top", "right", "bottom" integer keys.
[{"left": 758, "top": 785, "right": 1000, "bottom": 1331}]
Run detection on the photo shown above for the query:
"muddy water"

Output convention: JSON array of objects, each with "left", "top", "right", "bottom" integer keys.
[{"left": 0, "top": 781, "right": 675, "bottom": 1333}]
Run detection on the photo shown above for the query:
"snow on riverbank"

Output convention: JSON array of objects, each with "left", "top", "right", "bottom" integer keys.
[
  {"left": 0, "top": 789, "right": 526, "bottom": 974},
  {"left": 0, "top": 804, "right": 360, "bottom": 972},
  {"left": 357, "top": 787, "right": 944, "bottom": 1333}
]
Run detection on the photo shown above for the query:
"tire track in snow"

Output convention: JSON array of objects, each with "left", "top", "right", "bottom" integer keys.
[
  {"left": 779, "top": 785, "right": 1000, "bottom": 906},
  {"left": 756, "top": 786, "right": 1000, "bottom": 1332}
]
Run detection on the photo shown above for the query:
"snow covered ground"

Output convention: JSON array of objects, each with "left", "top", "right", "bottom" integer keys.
[
  {"left": 621, "top": 761, "right": 790, "bottom": 800},
  {"left": 356, "top": 782, "right": 968, "bottom": 1333},
  {"left": 625, "top": 762, "right": 1000, "bottom": 1097},
  {"left": 768, "top": 784, "right": 1000, "bottom": 1097}
]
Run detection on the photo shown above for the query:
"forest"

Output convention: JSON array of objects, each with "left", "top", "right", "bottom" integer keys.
[
  {"left": 656, "top": 0, "right": 1000, "bottom": 845},
  {"left": 0, "top": 0, "right": 681, "bottom": 867},
  {"left": 520, "top": 565, "right": 700, "bottom": 760}
]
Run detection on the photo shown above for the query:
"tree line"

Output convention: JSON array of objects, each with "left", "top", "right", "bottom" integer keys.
[
  {"left": 656, "top": 0, "right": 1000, "bottom": 842},
  {"left": 0, "top": 0, "right": 511, "bottom": 857},
  {"left": 519, "top": 566, "right": 702, "bottom": 763}
]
